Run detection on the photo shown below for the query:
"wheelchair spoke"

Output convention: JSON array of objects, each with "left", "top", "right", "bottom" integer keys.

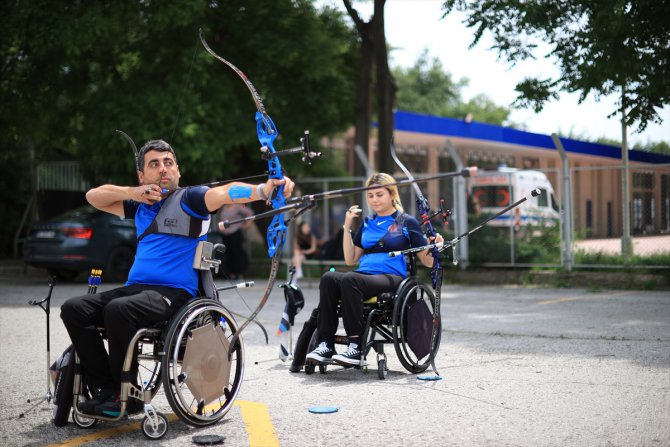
[{"left": 161, "top": 300, "right": 245, "bottom": 427}]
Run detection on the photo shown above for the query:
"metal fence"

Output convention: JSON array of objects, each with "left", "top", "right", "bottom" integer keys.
[{"left": 294, "top": 165, "right": 670, "bottom": 271}]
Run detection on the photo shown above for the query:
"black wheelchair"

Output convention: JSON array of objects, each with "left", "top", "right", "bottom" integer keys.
[
  {"left": 61, "top": 243, "right": 247, "bottom": 439},
  {"left": 303, "top": 257, "right": 441, "bottom": 380}
]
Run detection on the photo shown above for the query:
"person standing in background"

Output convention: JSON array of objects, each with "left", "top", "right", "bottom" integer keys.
[
  {"left": 291, "top": 221, "right": 318, "bottom": 284},
  {"left": 217, "top": 203, "right": 254, "bottom": 279}
]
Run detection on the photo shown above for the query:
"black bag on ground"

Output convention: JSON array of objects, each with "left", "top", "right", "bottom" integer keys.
[
  {"left": 290, "top": 307, "right": 319, "bottom": 372},
  {"left": 406, "top": 299, "right": 433, "bottom": 359}
]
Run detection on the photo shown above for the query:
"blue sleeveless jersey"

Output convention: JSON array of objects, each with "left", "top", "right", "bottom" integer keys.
[
  {"left": 353, "top": 211, "right": 427, "bottom": 276},
  {"left": 123, "top": 187, "right": 210, "bottom": 296}
]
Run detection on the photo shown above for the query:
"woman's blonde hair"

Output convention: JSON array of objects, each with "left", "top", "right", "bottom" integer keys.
[{"left": 365, "top": 173, "right": 404, "bottom": 212}]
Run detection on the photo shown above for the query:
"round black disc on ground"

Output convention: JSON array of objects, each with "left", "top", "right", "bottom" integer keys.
[{"left": 193, "top": 434, "right": 225, "bottom": 445}]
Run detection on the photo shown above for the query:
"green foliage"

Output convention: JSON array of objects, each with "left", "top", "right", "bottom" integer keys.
[
  {"left": 442, "top": 0, "right": 670, "bottom": 133},
  {"left": 392, "top": 50, "right": 510, "bottom": 125},
  {"left": 466, "top": 216, "right": 561, "bottom": 265},
  {"left": 633, "top": 140, "right": 670, "bottom": 155},
  {"left": 0, "top": 0, "right": 358, "bottom": 256},
  {"left": 574, "top": 250, "right": 670, "bottom": 267}
]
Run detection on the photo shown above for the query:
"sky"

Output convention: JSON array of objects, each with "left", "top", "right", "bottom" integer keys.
[{"left": 319, "top": 0, "right": 670, "bottom": 147}]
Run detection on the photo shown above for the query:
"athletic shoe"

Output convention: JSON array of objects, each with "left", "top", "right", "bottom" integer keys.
[
  {"left": 77, "top": 388, "right": 116, "bottom": 414},
  {"left": 94, "top": 394, "right": 143, "bottom": 417},
  {"left": 305, "top": 342, "right": 335, "bottom": 364},
  {"left": 332, "top": 343, "right": 365, "bottom": 366}
]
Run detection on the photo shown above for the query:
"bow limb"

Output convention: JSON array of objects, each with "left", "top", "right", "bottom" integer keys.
[
  {"left": 199, "top": 29, "right": 271, "bottom": 125},
  {"left": 390, "top": 141, "right": 423, "bottom": 202},
  {"left": 200, "top": 29, "right": 287, "bottom": 348},
  {"left": 390, "top": 142, "right": 442, "bottom": 288},
  {"left": 391, "top": 142, "right": 443, "bottom": 376},
  {"left": 229, "top": 253, "right": 281, "bottom": 349}
]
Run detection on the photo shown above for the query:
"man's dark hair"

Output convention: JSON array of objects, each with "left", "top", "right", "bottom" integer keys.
[{"left": 137, "top": 140, "right": 176, "bottom": 171}]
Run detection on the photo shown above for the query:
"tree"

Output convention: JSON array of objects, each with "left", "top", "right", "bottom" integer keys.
[
  {"left": 0, "top": 0, "right": 357, "bottom": 257},
  {"left": 343, "top": 0, "right": 396, "bottom": 174},
  {"left": 393, "top": 50, "right": 511, "bottom": 125},
  {"left": 442, "top": 1, "right": 670, "bottom": 132}
]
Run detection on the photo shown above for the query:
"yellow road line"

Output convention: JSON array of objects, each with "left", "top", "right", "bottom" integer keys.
[
  {"left": 238, "top": 400, "right": 280, "bottom": 447},
  {"left": 538, "top": 291, "right": 628, "bottom": 305},
  {"left": 45, "top": 400, "right": 279, "bottom": 447},
  {"left": 45, "top": 413, "right": 179, "bottom": 447}
]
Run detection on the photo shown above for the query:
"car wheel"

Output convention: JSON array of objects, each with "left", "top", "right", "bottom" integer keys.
[
  {"left": 106, "top": 246, "right": 135, "bottom": 282},
  {"left": 47, "top": 269, "right": 79, "bottom": 282}
]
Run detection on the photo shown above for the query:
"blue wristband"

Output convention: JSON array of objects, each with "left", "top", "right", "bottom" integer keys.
[{"left": 228, "top": 185, "right": 252, "bottom": 200}]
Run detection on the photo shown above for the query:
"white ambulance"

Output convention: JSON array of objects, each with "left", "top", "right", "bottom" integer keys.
[{"left": 468, "top": 167, "right": 560, "bottom": 228}]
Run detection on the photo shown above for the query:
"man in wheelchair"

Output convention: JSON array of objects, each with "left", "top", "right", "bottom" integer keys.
[
  {"left": 306, "top": 173, "right": 442, "bottom": 367},
  {"left": 60, "top": 139, "right": 294, "bottom": 417}
]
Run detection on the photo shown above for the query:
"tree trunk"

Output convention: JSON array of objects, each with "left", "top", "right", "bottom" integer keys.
[
  {"left": 353, "top": 22, "right": 374, "bottom": 177},
  {"left": 373, "top": 0, "right": 396, "bottom": 174}
]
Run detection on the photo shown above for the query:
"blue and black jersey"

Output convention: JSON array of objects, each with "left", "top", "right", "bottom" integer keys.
[
  {"left": 123, "top": 186, "right": 211, "bottom": 297},
  {"left": 353, "top": 210, "right": 427, "bottom": 277}
]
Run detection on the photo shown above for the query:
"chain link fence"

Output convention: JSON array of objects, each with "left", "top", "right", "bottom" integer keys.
[{"left": 295, "top": 165, "right": 670, "bottom": 271}]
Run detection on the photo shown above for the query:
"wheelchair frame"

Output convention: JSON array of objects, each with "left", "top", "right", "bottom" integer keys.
[
  {"left": 69, "top": 296, "right": 245, "bottom": 439},
  {"left": 304, "top": 271, "right": 442, "bottom": 380},
  {"left": 66, "top": 242, "right": 246, "bottom": 439}
]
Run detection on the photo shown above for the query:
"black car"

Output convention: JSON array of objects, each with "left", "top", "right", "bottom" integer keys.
[{"left": 23, "top": 205, "right": 137, "bottom": 282}]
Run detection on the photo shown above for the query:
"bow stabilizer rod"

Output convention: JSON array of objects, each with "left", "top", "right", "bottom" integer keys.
[
  {"left": 221, "top": 167, "right": 478, "bottom": 228},
  {"left": 389, "top": 188, "right": 542, "bottom": 257}
]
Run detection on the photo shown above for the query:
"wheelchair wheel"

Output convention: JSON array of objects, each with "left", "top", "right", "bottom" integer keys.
[
  {"left": 136, "top": 337, "right": 163, "bottom": 401},
  {"left": 162, "top": 299, "right": 244, "bottom": 427},
  {"left": 303, "top": 327, "right": 319, "bottom": 375},
  {"left": 52, "top": 349, "right": 75, "bottom": 427},
  {"left": 72, "top": 408, "right": 97, "bottom": 429},
  {"left": 377, "top": 358, "right": 388, "bottom": 380},
  {"left": 392, "top": 280, "right": 441, "bottom": 374},
  {"left": 141, "top": 411, "right": 168, "bottom": 440}
]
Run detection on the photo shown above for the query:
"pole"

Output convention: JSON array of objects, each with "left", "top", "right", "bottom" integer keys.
[
  {"left": 445, "top": 140, "right": 468, "bottom": 267},
  {"left": 551, "top": 134, "right": 573, "bottom": 272},
  {"left": 621, "top": 88, "right": 632, "bottom": 262}
]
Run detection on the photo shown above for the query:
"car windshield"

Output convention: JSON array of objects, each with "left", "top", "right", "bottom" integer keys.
[{"left": 56, "top": 205, "right": 100, "bottom": 219}]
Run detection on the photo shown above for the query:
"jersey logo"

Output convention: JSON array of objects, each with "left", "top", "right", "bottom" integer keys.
[{"left": 164, "top": 218, "right": 178, "bottom": 227}]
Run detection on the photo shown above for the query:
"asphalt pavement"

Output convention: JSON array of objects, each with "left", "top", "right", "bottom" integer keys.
[{"left": 0, "top": 266, "right": 668, "bottom": 446}]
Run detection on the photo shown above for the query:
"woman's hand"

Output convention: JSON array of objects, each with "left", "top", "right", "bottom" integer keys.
[
  {"left": 429, "top": 233, "right": 444, "bottom": 245},
  {"left": 418, "top": 232, "right": 444, "bottom": 268},
  {"left": 344, "top": 205, "right": 362, "bottom": 230}
]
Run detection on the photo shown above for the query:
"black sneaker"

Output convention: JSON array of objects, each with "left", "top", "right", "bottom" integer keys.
[
  {"left": 305, "top": 342, "right": 335, "bottom": 364},
  {"left": 77, "top": 388, "right": 116, "bottom": 414},
  {"left": 94, "top": 394, "right": 143, "bottom": 417},
  {"left": 332, "top": 343, "right": 366, "bottom": 366}
]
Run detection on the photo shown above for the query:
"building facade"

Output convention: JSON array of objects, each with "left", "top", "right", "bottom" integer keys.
[{"left": 336, "top": 110, "right": 670, "bottom": 239}]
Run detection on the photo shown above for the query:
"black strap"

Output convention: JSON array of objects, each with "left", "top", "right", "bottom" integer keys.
[{"left": 363, "top": 212, "right": 408, "bottom": 255}]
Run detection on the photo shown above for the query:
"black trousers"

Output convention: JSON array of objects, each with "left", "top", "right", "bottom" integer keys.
[
  {"left": 317, "top": 271, "right": 403, "bottom": 345},
  {"left": 60, "top": 284, "right": 190, "bottom": 390},
  {"left": 221, "top": 230, "right": 249, "bottom": 276}
]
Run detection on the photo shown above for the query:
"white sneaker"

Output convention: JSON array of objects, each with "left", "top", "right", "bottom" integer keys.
[
  {"left": 332, "top": 343, "right": 365, "bottom": 366},
  {"left": 305, "top": 342, "right": 335, "bottom": 364}
]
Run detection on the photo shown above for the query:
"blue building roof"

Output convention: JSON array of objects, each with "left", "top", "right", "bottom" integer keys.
[{"left": 394, "top": 110, "right": 670, "bottom": 165}]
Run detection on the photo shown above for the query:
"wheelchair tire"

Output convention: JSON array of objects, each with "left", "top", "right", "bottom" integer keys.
[
  {"left": 303, "top": 327, "right": 319, "bottom": 375},
  {"left": 52, "top": 349, "right": 75, "bottom": 427},
  {"left": 377, "top": 358, "right": 388, "bottom": 380},
  {"left": 72, "top": 409, "right": 97, "bottom": 429},
  {"left": 391, "top": 280, "right": 441, "bottom": 374},
  {"left": 162, "top": 299, "right": 244, "bottom": 427},
  {"left": 141, "top": 411, "right": 169, "bottom": 440},
  {"left": 136, "top": 337, "right": 163, "bottom": 402}
]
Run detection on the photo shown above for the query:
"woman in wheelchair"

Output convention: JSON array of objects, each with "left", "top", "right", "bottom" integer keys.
[{"left": 306, "top": 173, "right": 442, "bottom": 367}]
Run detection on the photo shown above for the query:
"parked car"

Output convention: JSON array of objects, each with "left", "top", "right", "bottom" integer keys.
[{"left": 23, "top": 205, "right": 137, "bottom": 282}]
